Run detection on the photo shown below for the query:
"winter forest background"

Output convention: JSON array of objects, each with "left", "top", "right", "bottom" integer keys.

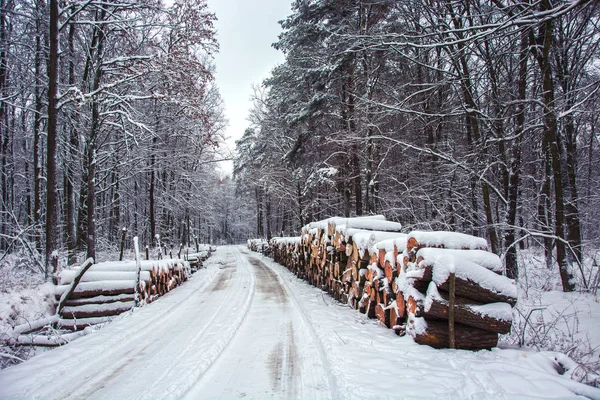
[
  {"left": 0, "top": 0, "right": 600, "bottom": 373},
  {"left": 1, "top": 0, "right": 599, "bottom": 283}
]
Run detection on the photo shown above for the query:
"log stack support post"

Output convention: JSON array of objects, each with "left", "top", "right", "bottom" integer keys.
[
  {"left": 134, "top": 236, "right": 142, "bottom": 306},
  {"left": 119, "top": 227, "right": 127, "bottom": 261},
  {"left": 448, "top": 271, "right": 456, "bottom": 349},
  {"left": 51, "top": 254, "right": 59, "bottom": 285}
]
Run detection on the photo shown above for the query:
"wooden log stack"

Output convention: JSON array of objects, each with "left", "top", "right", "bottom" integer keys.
[
  {"left": 400, "top": 231, "right": 516, "bottom": 350},
  {"left": 247, "top": 238, "right": 269, "bottom": 254},
  {"left": 270, "top": 237, "right": 305, "bottom": 278},
  {"left": 55, "top": 259, "right": 191, "bottom": 330},
  {"left": 253, "top": 218, "right": 518, "bottom": 351},
  {"left": 186, "top": 244, "right": 213, "bottom": 271}
]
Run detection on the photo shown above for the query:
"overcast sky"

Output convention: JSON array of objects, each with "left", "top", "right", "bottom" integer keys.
[{"left": 205, "top": 0, "right": 292, "bottom": 174}]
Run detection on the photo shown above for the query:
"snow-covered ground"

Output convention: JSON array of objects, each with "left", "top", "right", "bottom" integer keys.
[{"left": 0, "top": 246, "right": 599, "bottom": 399}]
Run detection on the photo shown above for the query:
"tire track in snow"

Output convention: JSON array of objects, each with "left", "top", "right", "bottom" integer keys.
[
  {"left": 253, "top": 255, "right": 349, "bottom": 399},
  {"left": 184, "top": 249, "right": 332, "bottom": 400},
  {"left": 247, "top": 254, "right": 341, "bottom": 400},
  {"left": 267, "top": 322, "right": 299, "bottom": 396},
  {"left": 132, "top": 246, "right": 257, "bottom": 400}
]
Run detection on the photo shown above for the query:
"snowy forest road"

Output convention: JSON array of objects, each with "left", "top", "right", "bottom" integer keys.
[
  {"left": 183, "top": 250, "right": 336, "bottom": 400},
  {"left": 2, "top": 246, "right": 599, "bottom": 400},
  {"left": 0, "top": 246, "right": 337, "bottom": 400}
]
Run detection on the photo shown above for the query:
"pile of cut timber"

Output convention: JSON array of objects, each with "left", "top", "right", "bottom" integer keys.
[
  {"left": 56, "top": 259, "right": 190, "bottom": 330},
  {"left": 186, "top": 244, "right": 213, "bottom": 271},
  {"left": 400, "top": 231, "right": 516, "bottom": 350},
  {"left": 247, "top": 238, "right": 269, "bottom": 253},
  {"left": 269, "top": 237, "right": 304, "bottom": 276},
  {"left": 263, "top": 217, "right": 517, "bottom": 351}
]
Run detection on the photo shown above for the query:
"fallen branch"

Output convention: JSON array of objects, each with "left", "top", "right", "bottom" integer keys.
[
  {"left": 10, "top": 315, "right": 59, "bottom": 336},
  {"left": 56, "top": 258, "right": 94, "bottom": 316}
]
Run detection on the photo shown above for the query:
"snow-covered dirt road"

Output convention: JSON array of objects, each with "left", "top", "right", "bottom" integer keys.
[
  {"left": 1, "top": 246, "right": 599, "bottom": 400},
  {"left": 0, "top": 246, "right": 336, "bottom": 400}
]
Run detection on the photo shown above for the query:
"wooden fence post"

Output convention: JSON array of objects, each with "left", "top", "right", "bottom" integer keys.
[
  {"left": 449, "top": 271, "right": 456, "bottom": 349},
  {"left": 134, "top": 236, "right": 142, "bottom": 306},
  {"left": 119, "top": 227, "right": 127, "bottom": 261},
  {"left": 51, "top": 254, "right": 59, "bottom": 285}
]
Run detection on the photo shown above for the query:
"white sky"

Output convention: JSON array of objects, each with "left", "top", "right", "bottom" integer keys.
[{"left": 205, "top": 0, "right": 292, "bottom": 175}]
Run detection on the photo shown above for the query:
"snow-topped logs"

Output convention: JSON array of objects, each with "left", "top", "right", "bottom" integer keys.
[
  {"left": 262, "top": 218, "right": 517, "bottom": 351},
  {"left": 55, "top": 259, "right": 190, "bottom": 330}
]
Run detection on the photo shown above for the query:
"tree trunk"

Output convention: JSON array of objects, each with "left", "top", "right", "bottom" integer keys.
[
  {"left": 266, "top": 193, "right": 272, "bottom": 240},
  {"left": 563, "top": 102, "right": 583, "bottom": 270},
  {"left": 504, "top": 28, "right": 529, "bottom": 279},
  {"left": 65, "top": 20, "right": 78, "bottom": 265},
  {"left": 149, "top": 137, "right": 157, "bottom": 245},
  {"left": 110, "top": 170, "right": 120, "bottom": 242},
  {"left": 444, "top": 0, "right": 499, "bottom": 253},
  {"left": 532, "top": 7, "right": 575, "bottom": 292},
  {"left": 86, "top": 5, "right": 107, "bottom": 262},
  {"left": 0, "top": 0, "right": 9, "bottom": 251},
  {"left": 86, "top": 144, "right": 96, "bottom": 261},
  {"left": 44, "top": 0, "right": 59, "bottom": 279}
]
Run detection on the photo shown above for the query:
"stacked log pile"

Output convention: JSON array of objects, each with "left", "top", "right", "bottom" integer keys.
[
  {"left": 261, "top": 217, "right": 517, "bottom": 351},
  {"left": 186, "top": 245, "right": 213, "bottom": 271},
  {"left": 269, "top": 237, "right": 304, "bottom": 277},
  {"left": 400, "top": 231, "right": 516, "bottom": 350},
  {"left": 247, "top": 238, "right": 269, "bottom": 254},
  {"left": 56, "top": 259, "right": 190, "bottom": 330}
]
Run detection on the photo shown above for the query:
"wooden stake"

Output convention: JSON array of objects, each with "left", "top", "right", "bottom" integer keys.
[
  {"left": 449, "top": 271, "right": 456, "bottom": 349},
  {"left": 134, "top": 236, "right": 142, "bottom": 306},
  {"left": 119, "top": 227, "right": 127, "bottom": 261},
  {"left": 51, "top": 254, "right": 59, "bottom": 285}
]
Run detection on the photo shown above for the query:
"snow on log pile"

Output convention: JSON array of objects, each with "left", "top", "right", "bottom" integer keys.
[
  {"left": 269, "top": 237, "right": 303, "bottom": 276},
  {"left": 255, "top": 217, "right": 517, "bottom": 351},
  {"left": 400, "top": 231, "right": 516, "bottom": 350},
  {"left": 55, "top": 259, "right": 191, "bottom": 330},
  {"left": 247, "top": 238, "right": 269, "bottom": 253},
  {"left": 186, "top": 244, "right": 213, "bottom": 271}
]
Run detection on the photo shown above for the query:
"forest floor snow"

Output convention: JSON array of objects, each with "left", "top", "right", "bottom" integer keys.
[{"left": 0, "top": 245, "right": 598, "bottom": 399}]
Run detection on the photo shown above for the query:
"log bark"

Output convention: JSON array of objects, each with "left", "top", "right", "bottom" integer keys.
[
  {"left": 390, "top": 305, "right": 403, "bottom": 329},
  {"left": 381, "top": 285, "right": 394, "bottom": 305},
  {"left": 63, "top": 294, "right": 135, "bottom": 307},
  {"left": 375, "top": 303, "right": 391, "bottom": 328},
  {"left": 61, "top": 301, "right": 135, "bottom": 319},
  {"left": 438, "top": 276, "right": 517, "bottom": 306},
  {"left": 384, "top": 260, "right": 397, "bottom": 281},
  {"left": 425, "top": 295, "right": 512, "bottom": 334},
  {"left": 448, "top": 272, "right": 456, "bottom": 349},
  {"left": 57, "top": 317, "right": 113, "bottom": 331},
  {"left": 411, "top": 319, "right": 498, "bottom": 351},
  {"left": 55, "top": 285, "right": 135, "bottom": 300},
  {"left": 367, "top": 299, "right": 377, "bottom": 318}
]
